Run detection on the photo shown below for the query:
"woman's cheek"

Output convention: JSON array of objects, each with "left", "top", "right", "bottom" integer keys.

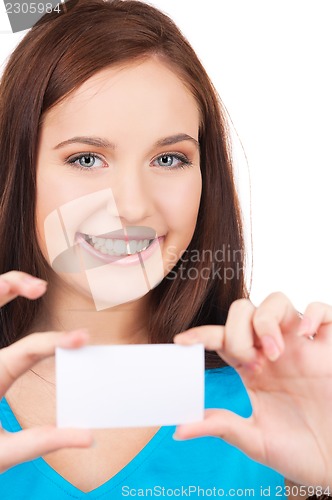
[
  {"left": 160, "top": 174, "right": 201, "bottom": 274},
  {"left": 161, "top": 171, "right": 201, "bottom": 231}
]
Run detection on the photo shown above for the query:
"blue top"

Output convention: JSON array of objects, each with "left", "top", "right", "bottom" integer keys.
[{"left": 0, "top": 367, "right": 285, "bottom": 499}]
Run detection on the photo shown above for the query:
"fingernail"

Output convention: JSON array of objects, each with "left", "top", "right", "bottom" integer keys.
[
  {"left": 23, "top": 276, "right": 47, "bottom": 286},
  {"left": 177, "top": 329, "right": 198, "bottom": 337},
  {"left": 261, "top": 335, "right": 280, "bottom": 361},
  {"left": 172, "top": 433, "right": 184, "bottom": 441},
  {"left": 297, "top": 316, "right": 313, "bottom": 336},
  {"left": 69, "top": 328, "right": 89, "bottom": 338},
  {"left": 184, "top": 338, "right": 201, "bottom": 344},
  {"left": 175, "top": 332, "right": 200, "bottom": 344},
  {"left": 0, "top": 279, "right": 10, "bottom": 292},
  {"left": 76, "top": 329, "right": 90, "bottom": 342},
  {"left": 243, "top": 361, "right": 262, "bottom": 373}
]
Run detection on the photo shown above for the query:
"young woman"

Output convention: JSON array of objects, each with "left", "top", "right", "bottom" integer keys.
[{"left": 0, "top": 0, "right": 330, "bottom": 498}]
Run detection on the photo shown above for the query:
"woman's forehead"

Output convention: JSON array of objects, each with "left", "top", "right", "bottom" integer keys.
[{"left": 42, "top": 58, "right": 200, "bottom": 135}]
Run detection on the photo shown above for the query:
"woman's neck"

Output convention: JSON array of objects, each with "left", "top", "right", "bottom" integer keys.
[
  {"left": 22, "top": 280, "right": 151, "bottom": 386},
  {"left": 31, "top": 278, "right": 151, "bottom": 345}
]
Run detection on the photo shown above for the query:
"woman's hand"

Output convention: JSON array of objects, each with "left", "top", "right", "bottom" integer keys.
[
  {"left": 0, "top": 271, "right": 93, "bottom": 473},
  {"left": 174, "top": 292, "right": 332, "bottom": 491},
  {"left": 0, "top": 271, "right": 49, "bottom": 306}
]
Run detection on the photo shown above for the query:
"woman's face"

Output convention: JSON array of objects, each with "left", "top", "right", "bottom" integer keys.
[{"left": 36, "top": 57, "right": 201, "bottom": 310}]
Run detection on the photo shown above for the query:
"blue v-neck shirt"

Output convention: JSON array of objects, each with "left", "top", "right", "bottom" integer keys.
[{"left": 0, "top": 367, "right": 285, "bottom": 499}]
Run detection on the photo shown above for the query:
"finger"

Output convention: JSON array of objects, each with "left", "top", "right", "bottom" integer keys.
[
  {"left": 174, "top": 409, "right": 251, "bottom": 440},
  {"left": 174, "top": 303, "right": 261, "bottom": 369},
  {"left": 297, "top": 302, "right": 332, "bottom": 343},
  {"left": 174, "top": 325, "right": 224, "bottom": 351},
  {"left": 0, "top": 329, "right": 89, "bottom": 397},
  {"left": 0, "top": 426, "right": 93, "bottom": 473},
  {"left": 174, "top": 409, "right": 263, "bottom": 463},
  {"left": 0, "top": 271, "right": 47, "bottom": 307},
  {"left": 252, "top": 292, "right": 300, "bottom": 359},
  {"left": 223, "top": 298, "right": 259, "bottom": 366}
]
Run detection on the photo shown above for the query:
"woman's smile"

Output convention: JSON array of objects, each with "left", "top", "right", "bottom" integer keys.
[{"left": 76, "top": 230, "right": 165, "bottom": 266}]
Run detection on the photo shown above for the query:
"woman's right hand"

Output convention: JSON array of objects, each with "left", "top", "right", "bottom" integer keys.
[{"left": 0, "top": 271, "right": 94, "bottom": 473}]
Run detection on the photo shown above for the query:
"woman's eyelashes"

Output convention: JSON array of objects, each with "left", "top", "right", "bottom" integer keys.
[
  {"left": 65, "top": 152, "right": 106, "bottom": 172},
  {"left": 152, "top": 152, "right": 193, "bottom": 170},
  {"left": 64, "top": 152, "right": 193, "bottom": 172}
]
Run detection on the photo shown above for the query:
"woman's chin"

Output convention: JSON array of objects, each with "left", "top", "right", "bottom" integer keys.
[{"left": 53, "top": 266, "right": 161, "bottom": 312}]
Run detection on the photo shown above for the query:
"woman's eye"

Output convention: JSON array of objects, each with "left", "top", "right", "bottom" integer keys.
[
  {"left": 65, "top": 153, "right": 106, "bottom": 171},
  {"left": 64, "top": 152, "right": 192, "bottom": 171},
  {"left": 153, "top": 153, "right": 192, "bottom": 170}
]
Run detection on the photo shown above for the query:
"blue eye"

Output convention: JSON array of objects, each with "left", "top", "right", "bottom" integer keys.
[
  {"left": 65, "top": 153, "right": 105, "bottom": 171},
  {"left": 153, "top": 153, "right": 193, "bottom": 170},
  {"left": 64, "top": 151, "right": 193, "bottom": 172}
]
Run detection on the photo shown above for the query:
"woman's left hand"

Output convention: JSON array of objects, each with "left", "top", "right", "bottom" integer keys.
[{"left": 173, "top": 292, "right": 332, "bottom": 491}]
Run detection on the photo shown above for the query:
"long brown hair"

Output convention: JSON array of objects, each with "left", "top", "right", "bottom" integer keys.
[{"left": 0, "top": 0, "right": 248, "bottom": 367}]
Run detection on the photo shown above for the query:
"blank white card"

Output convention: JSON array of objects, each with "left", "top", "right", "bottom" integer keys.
[{"left": 56, "top": 343, "right": 204, "bottom": 428}]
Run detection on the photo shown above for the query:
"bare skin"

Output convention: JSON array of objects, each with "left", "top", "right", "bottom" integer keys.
[
  {"left": 174, "top": 292, "right": 332, "bottom": 491},
  {"left": 0, "top": 272, "right": 94, "bottom": 474},
  {"left": 1, "top": 273, "right": 161, "bottom": 492},
  {"left": 1, "top": 277, "right": 331, "bottom": 494}
]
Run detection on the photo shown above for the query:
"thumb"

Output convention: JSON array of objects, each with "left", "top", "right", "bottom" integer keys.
[{"left": 174, "top": 409, "right": 262, "bottom": 461}]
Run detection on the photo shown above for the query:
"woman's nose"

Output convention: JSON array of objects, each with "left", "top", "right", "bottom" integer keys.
[{"left": 106, "top": 168, "right": 153, "bottom": 224}]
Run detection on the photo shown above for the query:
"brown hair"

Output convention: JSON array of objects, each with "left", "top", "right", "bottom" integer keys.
[{"left": 0, "top": 0, "right": 248, "bottom": 367}]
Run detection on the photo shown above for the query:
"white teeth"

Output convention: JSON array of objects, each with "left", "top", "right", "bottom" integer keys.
[
  {"left": 85, "top": 235, "right": 154, "bottom": 256},
  {"left": 113, "top": 239, "right": 126, "bottom": 254},
  {"left": 129, "top": 240, "right": 137, "bottom": 254},
  {"left": 139, "top": 239, "right": 149, "bottom": 252},
  {"left": 105, "top": 239, "right": 113, "bottom": 251}
]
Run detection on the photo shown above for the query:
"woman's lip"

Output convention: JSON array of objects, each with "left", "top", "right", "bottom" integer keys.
[
  {"left": 79, "top": 227, "right": 157, "bottom": 241},
  {"left": 76, "top": 234, "right": 164, "bottom": 266}
]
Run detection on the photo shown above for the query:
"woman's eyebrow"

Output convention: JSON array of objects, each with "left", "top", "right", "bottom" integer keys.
[
  {"left": 155, "top": 134, "right": 199, "bottom": 149},
  {"left": 53, "top": 133, "right": 199, "bottom": 150}
]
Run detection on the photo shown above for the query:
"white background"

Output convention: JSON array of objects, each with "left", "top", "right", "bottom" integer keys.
[{"left": 1, "top": 1, "right": 331, "bottom": 311}]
